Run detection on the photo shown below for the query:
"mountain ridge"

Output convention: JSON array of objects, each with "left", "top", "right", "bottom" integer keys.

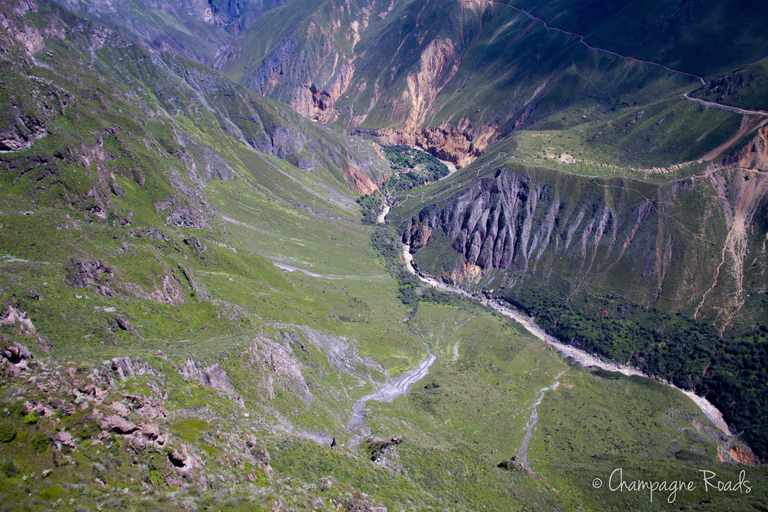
[{"left": 1, "top": 0, "right": 767, "bottom": 510}]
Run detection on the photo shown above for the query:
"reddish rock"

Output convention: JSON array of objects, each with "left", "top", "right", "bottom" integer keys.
[
  {"left": 56, "top": 430, "right": 76, "bottom": 448},
  {"left": 140, "top": 423, "right": 159, "bottom": 439},
  {"left": 101, "top": 414, "right": 137, "bottom": 434},
  {"left": 109, "top": 402, "right": 131, "bottom": 415}
]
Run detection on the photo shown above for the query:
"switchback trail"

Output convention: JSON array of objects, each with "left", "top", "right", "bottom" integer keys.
[
  {"left": 486, "top": 1, "right": 706, "bottom": 85},
  {"left": 683, "top": 93, "right": 768, "bottom": 117}
]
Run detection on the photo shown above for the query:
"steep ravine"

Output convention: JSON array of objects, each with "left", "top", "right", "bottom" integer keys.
[{"left": 402, "top": 163, "right": 768, "bottom": 323}]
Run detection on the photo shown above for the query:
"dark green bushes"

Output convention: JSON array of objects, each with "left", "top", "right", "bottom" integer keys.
[
  {"left": 381, "top": 145, "right": 449, "bottom": 193},
  {"left": 504, "top": 288, "right": 768, "bottom": 460},
  {"left": 0, "top": 423, "right": 16, "bottom": 443}
]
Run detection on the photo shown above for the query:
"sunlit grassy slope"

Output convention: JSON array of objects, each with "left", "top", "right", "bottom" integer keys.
[{"left": 1, "top": 2, "right": 766, "bottom": 511}]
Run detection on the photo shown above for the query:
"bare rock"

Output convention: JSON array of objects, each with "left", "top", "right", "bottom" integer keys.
[
  {"left": 64, "top": 259, "right": 114, "bottom": 289},
  {"left": 136, "top": 403, "right": 166, "bottom": 419},
  {"left": 56, "top": 430, "right": 76, "bottom": 448},
  {"left": 122, "top": 393, "right": 166, "bottom": 419},
  {"left": 109, "top": 402, "right": 131, "bottom": 416},
  {"left": 101, "top": 414, "right": 137, "bottom": 434},
  {"left": 166, "top": 206, "right": 208, "bottom": 229},
  {"left": 0, "top": 307, "right": 37, "bottom": 335},
  {"left": 366, "top": 436, "right": 403, "bottom": 462},
  {"left": 246, "top": 435, "right": 271, "bottom": 466},
  {"left": 180, "top": 358, "right": 236, "bottom": 394},
  {"left": 168, "top": 444, "right": 201, "bottom": 479},
  {"left": 90, "top": 357, "right": 157, "bottom": 389},
  {"left": 0, "top": 342, "right": 34, "bottom": 377},
  {"left": 79, "top": 382, "right": 109, "bottom": 403},
  {"left": 247, "top": 336, "right": 312, "bottom": 405},
  {"left": 140, "top": 422, "right": 159, "bottom": 440}
]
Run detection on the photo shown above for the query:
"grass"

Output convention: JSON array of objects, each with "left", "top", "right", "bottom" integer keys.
[{"left": 1, "top": 2, "right": 766, "bottom": 510}]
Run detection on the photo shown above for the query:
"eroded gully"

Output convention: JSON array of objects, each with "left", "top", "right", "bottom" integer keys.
[{"left": 345, "top": 209, "right": 731, "bottom": 464}]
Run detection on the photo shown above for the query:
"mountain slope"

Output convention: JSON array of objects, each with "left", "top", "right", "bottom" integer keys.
[
  {"left": 1, "top": 0, "right": 766, "bottom": 510},
  {"left": 505, "top": 0, "right": 768, "bottom": 80},
  {"left": 51, "top": 0, "right": 288, "bottom": 65},
  {"left": 390, "top": 122, "right": 768, "bottom": 458},
  {"left": 214, "top": 0, "right": 768, "bottom": 171}
]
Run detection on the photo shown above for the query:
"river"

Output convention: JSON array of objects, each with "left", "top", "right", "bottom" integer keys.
[{"left": 400, "top": 245, "right": 733, "bottom": 436}]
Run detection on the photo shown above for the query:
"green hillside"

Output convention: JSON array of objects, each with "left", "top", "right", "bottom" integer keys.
[{"left": 0, "top": 0, "right": 766, "bottom": 510}]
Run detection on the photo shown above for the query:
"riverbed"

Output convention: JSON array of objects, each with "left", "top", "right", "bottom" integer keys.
[{"left": 401, "top": 245, "right": 733, "bottom": 436}]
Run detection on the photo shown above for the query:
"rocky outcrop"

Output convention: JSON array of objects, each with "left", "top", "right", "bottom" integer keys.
[
  {"left": 497, "top": 455, "right": 528, "bottom": 471},
  {"left": 246, "top": 434, "right": 271, "bottom": 466},
  {"left": 64, "top": 259, "right": 115, "bottom": 290},
  {"left": 246, "top": 335, "right": 313, "bottom": 405},
  {"left": 367, "top": 119, "right": 498, "bottom": 169},
  {"left": 0, "top": 5, "right": 72, "bottom": 151},
  {"left": 403, "top": 38, "right": 460, "bottom": 131},
  {"left": 694, "top": 127, "right": 768, "bottom": 323},
  {"left": 0, "top": 307, "right": 37, "bottom": 336},
  {"left": 0, "top": 307, "right": 51, "bottom": 354},
  {"left": 101, "top": 414, "right": 138, "bottom": 434},
  {"left": 0, "top": 342, "right": 34, "bottom": 377},
  {"left": 180, "top": 358, "right": 236, "bottom": 395},
  {"left": 405, "top": 170, "right": 571, "bottom": 271},
  {"left": 53, "top": 0, "right": 286, "bottom": 65},
  {"left": 343, "top": 163, "right": 379, "bottom": 195},
  {"left": 209, "top": 0, "right": 289, "bottom": 35},
  {"left": 124, "top": 273, "right": 188, "bottom": 305},
  {"left": 718, "top": 437, "right": 757, "bottom": 466},
  {"left": 99, "top": 357, "right": 158, "bottom": 384},
  {"left": 365, "top": 436, "right": 404, "bottom": 474},
  {"left": 0, "top": 116, "right": 48, "bottom": 153},
  {"left": 168, "top": 444, "right": 202, "bottom": 479},
  {"left": 402, "top": 166, "right": 729, "bottom": 313},
  {"left": 243, "top": 30, "right": 300, "bottom": 97}
]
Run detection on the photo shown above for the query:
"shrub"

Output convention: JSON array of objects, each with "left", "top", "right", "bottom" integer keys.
[
  {"left": 30, "top": 433, "right": 49, "bottom": 452},
  {"left": 1, "top": 460, "right": 17, "bottom": 478},
  {"left": 0, "top": 423, "right": 16, "bottom": 443}
]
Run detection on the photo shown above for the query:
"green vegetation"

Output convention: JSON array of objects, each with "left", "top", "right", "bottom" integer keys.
[
  {"left": 689, "top": 56, "right": 768, "bottom": 109},
  {"left": 0, "top": 0, "right": 766, "bottom": 510},
  {"left": 356, "top": 190, "right": 383, "bottom": 225},
  {"left": 505, "top": 289, "right": 768, "bottom": 460},
  {"left": 0, "top": 423, "right": 15, "bottom": 443},
  {"left": 508, "top": 0, "right": 768, "bottom": 79},
  {"left": 381, "top": 145, "right": 450, "bottom": 193}
]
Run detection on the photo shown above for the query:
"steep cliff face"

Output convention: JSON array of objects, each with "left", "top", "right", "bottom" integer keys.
[
  {"left": 695, "top": 127, "right": 768, "bottom": 326},
  {"left": 51, "top": 0, "right": 757, "bottom": 176},
  {"left": 402, "top": 158, "right": 767, "bottom": 323},
  {"left": 55, "top": 0, "right": 285, "bottom": 34},
  {"left": 402, "top": 37, "right": 460, "bottom": 131},
  {"left": 50, "top": 0, "right": 286, "bottom": 64},
  {"left": 232, "top": 0, "right": 382, "bottom": 125},
  {"left": 222, "top": 0, "right": 732, "bottom": 173}
]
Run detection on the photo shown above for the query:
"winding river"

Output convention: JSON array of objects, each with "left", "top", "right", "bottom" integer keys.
[
  {"left": 347, "top": 206, "right": 732, "bottom": 445},
  {"left": 400, "top": 246, "right": 733, "bottom": 436}
]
